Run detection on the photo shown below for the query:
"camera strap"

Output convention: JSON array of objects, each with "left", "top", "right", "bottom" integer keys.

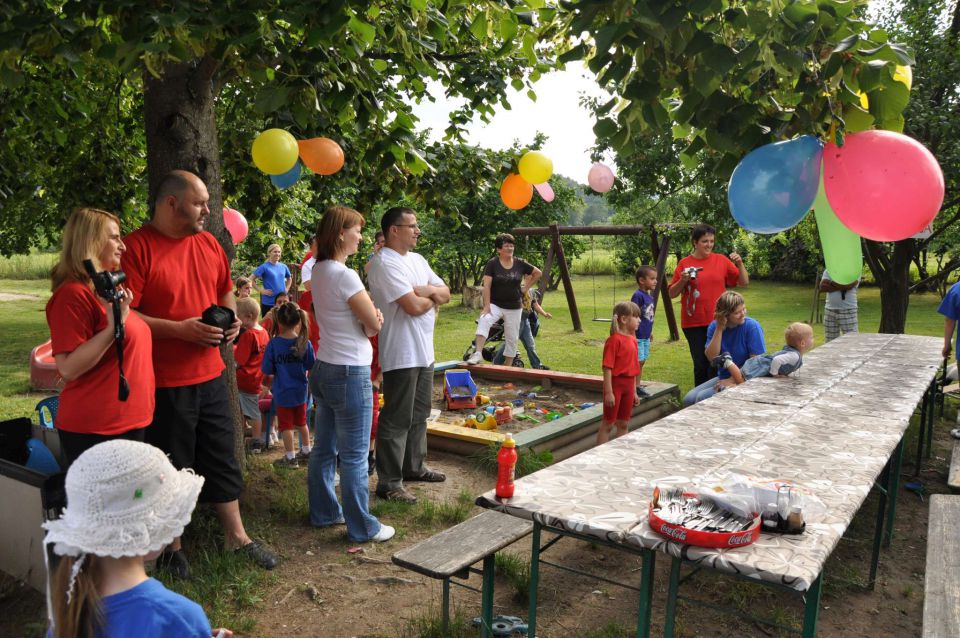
[
  {"left": 111, "top": 302, "right": 130, "bottom": 401},
  {"left": 684, "top": 279, "right": 700, "bottom": 317}
]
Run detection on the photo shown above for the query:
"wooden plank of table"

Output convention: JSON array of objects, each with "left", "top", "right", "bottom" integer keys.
[{"left": 923, "top": 495, "right": 960, "bottom": 638}]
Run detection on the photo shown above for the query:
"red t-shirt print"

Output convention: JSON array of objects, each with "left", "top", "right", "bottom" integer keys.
[{"left": 602, "top": 332, "right": 641, "bottom": 378}]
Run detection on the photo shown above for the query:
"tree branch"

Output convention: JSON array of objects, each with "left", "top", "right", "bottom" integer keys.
[
  {"left": 918, "top": 194, "right": 960, "bottom": 248},
  {"left": 910, "top": 257, "right": 960, "bottom": 291}
]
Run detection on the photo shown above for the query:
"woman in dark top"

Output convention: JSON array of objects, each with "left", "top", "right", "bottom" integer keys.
[{"left": 467, "top": 233, "right": 542, "bottom": 367}]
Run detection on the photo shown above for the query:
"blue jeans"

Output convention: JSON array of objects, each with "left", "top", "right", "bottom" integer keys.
[
  {"left": 683, "top": 377, "right": 720, "bottom": 406},
  {"left": 308, "top": 361, "right": 382, "bottom": 542},
  {"left": 494, "top": 316, "right": 542, "bottom": 368}
]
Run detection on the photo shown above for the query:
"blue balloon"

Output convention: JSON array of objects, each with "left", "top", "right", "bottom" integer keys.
[
  {"left": 727, "top": 136, "right": 823, "bottom": 234},
  {"left": 270, "top": 161, "right": 301, "bottom": 189}
]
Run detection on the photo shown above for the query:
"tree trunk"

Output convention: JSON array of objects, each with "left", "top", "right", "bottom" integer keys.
[
  {"left": 864, "top": 238, "right": 915, "bottom": 334},
  {"left": 143, "top": 56, "right": 246, "bottom": 468}
]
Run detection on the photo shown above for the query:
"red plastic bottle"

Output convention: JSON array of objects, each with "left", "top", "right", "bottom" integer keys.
[{"left": 496, "top": 434, "right": 518, "bottom": 499}]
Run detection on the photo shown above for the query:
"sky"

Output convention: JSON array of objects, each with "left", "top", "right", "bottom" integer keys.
[{"left": 411, "top": 63, "right": 612, "bottom": 183}]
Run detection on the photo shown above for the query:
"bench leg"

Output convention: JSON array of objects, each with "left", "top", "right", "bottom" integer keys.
[
  {"left": 527, "top": 522, "right": 541, "bottom": 638},
  {"left": 801, "top": 573, "right": 823, "bottom": 638},
  {"left": 884, "top": 439, "right": 905, "bottom": 548},
  {"left": 915, "top": 385, "right": 928, "bottom": 475},
  {"left": 442, "top": 577, "right": 450, "bottom": 635},
  {"left": 926, "top": 382, "right": 935, "bottom": 459},
  {"left": 480, "top": 554, "right": 495, "bottom": 638},
  {"left": 662, "top": 555, "right": 681, "bottom": 638}
]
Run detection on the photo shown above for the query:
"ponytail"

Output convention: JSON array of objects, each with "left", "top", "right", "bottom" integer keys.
[
  {"left": 50, "top": 555, "right": 103, "bottom": 638},
  {"left": 274, "top": 302, "right": 310, "bottom": 358}
]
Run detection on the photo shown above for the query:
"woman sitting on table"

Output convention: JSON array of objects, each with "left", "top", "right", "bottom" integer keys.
[{"left": 683, "top": 291, "right": 765, "bottom": 406}]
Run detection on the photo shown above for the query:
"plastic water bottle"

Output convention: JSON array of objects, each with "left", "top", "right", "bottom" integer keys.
[{"left": 496, "top": 434, "right": 518, "bottom": 499}]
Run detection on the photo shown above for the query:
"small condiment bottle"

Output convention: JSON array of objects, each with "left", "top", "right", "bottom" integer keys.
[
  {"left": 787, "top": 505, "right": 804, "bottom": 532},
  {"left": 761, "top": 503, "right": 779, "bottom": 530}
]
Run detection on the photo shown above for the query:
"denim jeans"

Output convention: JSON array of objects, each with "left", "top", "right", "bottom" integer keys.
[
  {"left": 493, "top": 315, "right": 542, "bottom": 368},
  {"left": 683, "top": 377, "right": 720, "bottom": 406},
  {"left": 308, "top": 361, "right": 382, "bottom": 542}
]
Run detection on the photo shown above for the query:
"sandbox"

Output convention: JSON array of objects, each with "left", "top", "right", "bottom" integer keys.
[{"left": 427, "top": 362, "right": 679, "bottom": 461}]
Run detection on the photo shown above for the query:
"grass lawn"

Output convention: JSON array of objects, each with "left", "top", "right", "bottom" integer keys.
[{"left": 0, "top": 275, "right": 950, "bottom": 421}]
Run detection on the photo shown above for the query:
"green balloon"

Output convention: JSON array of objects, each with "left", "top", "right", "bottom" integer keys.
[{"left": 813, "top": 168, "right": 862, "bottom": 285}]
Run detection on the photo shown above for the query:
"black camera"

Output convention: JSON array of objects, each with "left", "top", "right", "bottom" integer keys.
[
  {"left": 83, "top": 259, "right": 126, "bottom": 302},
  {"left": 201, "top": 304, "right": 237, "bottom": 346}
]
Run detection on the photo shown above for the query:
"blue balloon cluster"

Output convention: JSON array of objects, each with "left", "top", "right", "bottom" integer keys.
[{"left": 727, "top": 136, "right": 824, "bottom": 234}]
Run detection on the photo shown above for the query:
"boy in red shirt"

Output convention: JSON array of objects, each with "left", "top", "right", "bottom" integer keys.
[
  {"left": 234, "top": 297, "right": 271, "bottom": 453},
  {"left": 599, "top": 301, "right": 642, "bottom": 444}
]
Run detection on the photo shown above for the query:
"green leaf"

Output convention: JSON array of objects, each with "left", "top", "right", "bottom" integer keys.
[
  {"left": 693, "top": 66, "right": 721, "bottom": 96},
  {"left": 0, "top": 65, "right": 24, "bottom": 89},
  {"left": 830, "top": 34, "right": 859, "bottom": 55},
  {"left": 469, "top": 11, "right": 488, "bottom": 41},
  {"left": 623, "top": 78, "right": 659, "bottom": 101},
  {"left": 499, "top": 13, "right": 517, "bottom": 42},
  {"left": 867, "top": 80, "right": 910, "bottom": 124},
  {"left": 348, "top": 16, "right": 376, "bottom": 48},
  {"left": 253, "top": 86, "right": 291, "bottom": 114},
  {"left": 857, "top": 59, "right": 887, "bottom": 92},
  {"left": 842, "top": 104, "right": 874, "bottom": 132},
  {"left": 593, "top": 118, "right": 619, "bottom": 139},
  {"left": 372, "top": 59, "right": 389, "bottom": 73},
  {"left": 782, "top": 0, "right": 819, "bottom": 26},
  {"left": 704, "top": 44, "right": 737, "bottom": 74}
]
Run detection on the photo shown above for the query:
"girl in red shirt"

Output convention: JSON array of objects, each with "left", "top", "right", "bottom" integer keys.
[
  {"left": 46, "top": 208, "right": 155, "bottom": 467},
  {"left": 599, "top": 301, "right": 642, "bottom": 445}
]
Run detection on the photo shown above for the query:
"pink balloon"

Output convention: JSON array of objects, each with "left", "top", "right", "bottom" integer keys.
[
  {"left": 823, "top": 131, "right": 944, "bottom": 242},
  {"left": 534, "top": 182, "right": 555, "bottom": 202},
  {"left": 588, "top": 163, "right": 615, "bottom": 193},
  {"left": 223, "top": 207, "right": 249, "bottom": 244}
]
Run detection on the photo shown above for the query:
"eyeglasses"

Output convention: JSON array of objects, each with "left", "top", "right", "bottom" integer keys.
[{"left": 393, "top": 224, "right": 420, "bottom": 230}]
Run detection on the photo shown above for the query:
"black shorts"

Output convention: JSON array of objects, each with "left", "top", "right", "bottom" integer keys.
[
  {"left": 57, "top": 427, "right": 147, "bottom": 470},
  {"left": 148, "top": 376, "right": 244, "bottom": 503}
]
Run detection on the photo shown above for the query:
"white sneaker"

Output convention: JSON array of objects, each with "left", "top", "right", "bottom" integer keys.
[
  {"left": 466, "top": 351, "right": 483, "bottom": 365},
  {"left": 370, "top": 524, "right": 395, "bottom": 542}
]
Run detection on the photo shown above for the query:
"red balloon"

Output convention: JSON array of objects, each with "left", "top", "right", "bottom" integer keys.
[
  {"left": 223, "top": 207, "right": 248, "bottom": 244},
  {"left": 823, "top": 131, "right": 944, "bottom": 242}
]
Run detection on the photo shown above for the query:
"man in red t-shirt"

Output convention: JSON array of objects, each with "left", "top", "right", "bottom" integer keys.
[
  {"left": 668, "top": 224, "right": 749, "bottom": 387},
  {"left": 122, "top": 170, "right": 279, "bottom": 575}
]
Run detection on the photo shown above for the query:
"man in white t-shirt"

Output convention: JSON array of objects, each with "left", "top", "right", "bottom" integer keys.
[
  {"left": 367, "top": 207, "right": 451, "bottom": 503},
  {"left": 819, "top": 270, "right": 859, "bottom": 342}
]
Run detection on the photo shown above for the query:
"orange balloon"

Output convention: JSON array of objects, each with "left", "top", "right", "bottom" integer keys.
[
  {"left": 298, "top": 137, "right": 344, "bottom": 175},
  {"left": 500, "top": 173, "right": 533, "bottom": 210}
]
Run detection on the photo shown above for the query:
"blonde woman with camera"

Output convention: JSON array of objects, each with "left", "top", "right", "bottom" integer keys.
[
  {"left": 46, "top": 208, "right": 155, "bottom": 467},
  {"left": 668, "top": 223, "right": 749, "bottom": 387}
]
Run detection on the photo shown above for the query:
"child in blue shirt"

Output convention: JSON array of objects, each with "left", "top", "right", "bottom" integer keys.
[
  {"left": 714, "top": 322, "right": 814, "bottom": 383},
  {"left": 43, "top": 440, "right": 231, "bottom": 638},
  {"left": 631, "top": 265, "right": 658, "bottom": 398},
  {"left": 263, "top": 302, "right": 316, "bottom": 468},
  {"left": 937, "top": 282, "right": 960, "bottom": 439}
]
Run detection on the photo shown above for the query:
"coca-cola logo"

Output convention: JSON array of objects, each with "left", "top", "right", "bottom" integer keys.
[
  {"left": 658, "top": 524, "right": 687, "bottom": 542},
  {"left": 727, "top": 532, "right": 754, "bottom": 546}
]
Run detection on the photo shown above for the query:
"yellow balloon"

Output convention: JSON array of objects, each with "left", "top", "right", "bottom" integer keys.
[
  {"left": 518, "top": 151, "right": 553, "bottom": 185},
  {"left": 251, "top": 129, "right": 299, "bottom": 175},
  {"left": 893, "top": 64, "right": 912, "bottom": 90}
]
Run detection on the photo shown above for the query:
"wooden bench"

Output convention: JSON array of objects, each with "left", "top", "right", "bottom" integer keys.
[
  {"left": 923, "top": 495, "right": 960, "bottom": 637},
  {"left": 392, "top": 510, "right": 533, "bottom": 637}
]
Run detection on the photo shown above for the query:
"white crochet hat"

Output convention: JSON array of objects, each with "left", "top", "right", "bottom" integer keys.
[{"left": 43, "top": 439, "right": 204, "bottom": 558}]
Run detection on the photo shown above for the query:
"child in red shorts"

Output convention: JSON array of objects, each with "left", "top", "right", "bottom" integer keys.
[
  {"left": 262, "top": 303, "right": 315, "bottom": 469},
  {"left": 599, "top": 301, "right": 642, "bottom": 444}
]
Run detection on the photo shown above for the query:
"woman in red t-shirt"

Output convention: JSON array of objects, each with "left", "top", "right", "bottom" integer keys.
[
  {"left": 46, "top": 208, "right": 155, "bottom": 467},
  {"left": 668, "top": 224, "right": 749, "bottom": 387}
]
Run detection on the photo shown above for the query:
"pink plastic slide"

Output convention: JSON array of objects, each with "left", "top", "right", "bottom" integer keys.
[{"left": 30, "top": 340, "right": 61, "bottom": 391}]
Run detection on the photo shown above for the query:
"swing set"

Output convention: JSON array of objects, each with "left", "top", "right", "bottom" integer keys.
[{"left": 510, "top": 223, "right": 685, "bottom": 340}]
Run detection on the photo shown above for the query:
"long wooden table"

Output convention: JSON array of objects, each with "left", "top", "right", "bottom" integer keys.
[{"left": 477, "top": 333, "right": 943, "bottom": 637}]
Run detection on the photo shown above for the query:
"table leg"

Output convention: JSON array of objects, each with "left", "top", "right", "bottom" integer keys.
[
  {"left": 915, "top": 385, "right": 929, "bottom": 475},
  {"left": 662, "top": 555, "right": 682, "bottom": 638},
  {"left": 480, "top": 554, "right": 495, "bottom": 638},
  {"left": 527, "top": 522, "right": 541, "bottom": 637},
  {"left": 884, "top": 439, "right": 905, "bottom": 548},
  {"left": 869, "top": 473, "right": 886, "bottom": 589},
  {"left": 801, "top": 574, "right": 823, "bottom": 638},
  {"left": 634, "top": 548, "right": 656, "bottom": 638},
  {"left": 442, "top": 578, "right": 450, "bottom": 634},
  {"left": 925, "top": 382, "right": 935, "bottom": 459}
]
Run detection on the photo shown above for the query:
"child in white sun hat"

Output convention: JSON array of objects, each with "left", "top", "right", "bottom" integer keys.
[{"left": 43, "top": 439, "right": 232, "bottom": 638}]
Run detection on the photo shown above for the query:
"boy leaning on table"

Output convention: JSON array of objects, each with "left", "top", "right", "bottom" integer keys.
[{"left": 937, "top": 281, "right": 960, "bottom": 440}]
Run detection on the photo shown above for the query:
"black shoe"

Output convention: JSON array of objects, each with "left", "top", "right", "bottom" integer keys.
[
  {"left": 636, "top": 386, "right": 651, "bottom": 398},
  {"left": 236, "top": 540, "right": 280, "bottom": 570},
  {"left": 537, "top": 365, "right": 550, "bottom": 370},
  {"left": 155, "top": 549, "right": 190, "bottom": 579}
]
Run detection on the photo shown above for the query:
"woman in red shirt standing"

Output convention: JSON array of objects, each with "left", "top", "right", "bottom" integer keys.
[
  {"left": 668, "top": 224, "right": 749, "bottom": 387},
  {"left": 46, "top": 208, "right": 155, "bottom": 467}
]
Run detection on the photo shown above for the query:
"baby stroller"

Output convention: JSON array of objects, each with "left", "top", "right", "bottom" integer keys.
[{"left": 462, "top": 318, "right": 524, "bottom": 368}]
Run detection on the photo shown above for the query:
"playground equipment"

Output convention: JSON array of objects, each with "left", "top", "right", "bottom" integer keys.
[{"left": 29, "top": 340, "right": 60, "bottom": 392}]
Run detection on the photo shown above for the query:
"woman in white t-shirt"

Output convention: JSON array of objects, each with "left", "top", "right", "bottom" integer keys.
[{"left": 307, "top": 206, "right": 394, "bottom": 543}]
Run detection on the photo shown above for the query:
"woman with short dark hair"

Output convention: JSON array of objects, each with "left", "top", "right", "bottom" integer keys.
[
  {"left": 467, "top": 233, "right": 542, "bottom": 367},
  {"left": 668, "top": 224, "right": 749, "bottom": 387}
]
